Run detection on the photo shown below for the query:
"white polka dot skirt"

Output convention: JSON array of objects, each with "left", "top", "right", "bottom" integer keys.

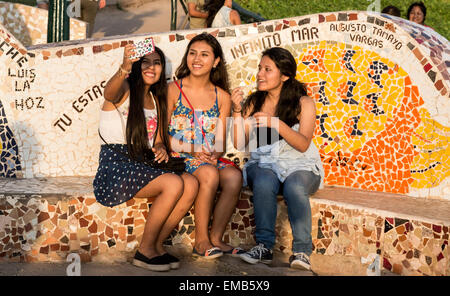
[{"left": 93, "top": 144, "right": 174, "bottom": 207}]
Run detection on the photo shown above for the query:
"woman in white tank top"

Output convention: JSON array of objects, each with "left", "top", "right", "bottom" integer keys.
[{"left": 94, "top": 45, "right": 199, "bottom": 272}]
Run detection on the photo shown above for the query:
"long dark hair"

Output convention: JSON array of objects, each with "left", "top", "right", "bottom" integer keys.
[
  {"left": 175, "top": 33, "right": 229, "bottom": 93},
  {"left": 126, "top": 46, "right": 169, "bottom": 159},
  {"left": 243, "top": 47, "right": 308, "bottom": 127},
  {"left": 407, "top": 2, "right": 427, "bottom": 23},
  {"left": 204, "top": 0, "right": 225, "bottom": 27}
]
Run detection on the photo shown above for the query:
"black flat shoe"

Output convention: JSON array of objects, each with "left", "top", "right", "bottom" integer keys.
[
  {"left": 132, "top": 250, "right": 171, "bottom": 272},
  {"left": 161, "top": 253, "right": 180, "bottom": 269}
]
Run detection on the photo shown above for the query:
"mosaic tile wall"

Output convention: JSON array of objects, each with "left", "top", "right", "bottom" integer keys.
[
  {"left": 0, "top": 2, "right": 87, "bottom": 47},
  {"left": 0, "top": 191, "right": 448, "bottom": 275},
  {"left": 0, "top": 11, "right": 448, "bottom": 200}
]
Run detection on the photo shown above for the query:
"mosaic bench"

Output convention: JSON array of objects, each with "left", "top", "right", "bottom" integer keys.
[{"left": 0, "top": 177, "right": 448, "bottom": 276}]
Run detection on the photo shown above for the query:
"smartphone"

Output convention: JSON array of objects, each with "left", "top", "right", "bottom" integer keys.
[{"left": 130, "top": 37, "right": 155, "bottom": 59}]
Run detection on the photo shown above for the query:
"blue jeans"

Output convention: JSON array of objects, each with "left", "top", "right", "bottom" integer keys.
[{"left": 246, "top": 163, "right": 321, "bottom": 255}]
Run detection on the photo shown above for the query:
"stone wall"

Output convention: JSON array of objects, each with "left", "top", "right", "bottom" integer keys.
[
  {"left": 1, "top": 186, "right": 448, "bottom": 275},
  {"left": 0, "top": 11, "right": 448, "bottom": 201}
]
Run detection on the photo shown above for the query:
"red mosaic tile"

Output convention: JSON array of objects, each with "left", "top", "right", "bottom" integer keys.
[
  {"left": 124, "top": 218, "right": 134, "bottom": 225},
  {"left": 88, "top": 221, "right": 97, "bottom": 233},
  {"left": 348, "top": 13, "right": 358, "bottom": 21},
  {"left": 434, "top": 80, "right": 444, "bottom": 91},
  {"left": 39, "top": 246, "right": 49, "bottom": 254},
  {"left": 236, "top": 199, "right": 250, "bottom": 209},
  {"left": 423, "top": 63, "right": 432, "bottom": 72},
  {"left": 383, "top": 257, "right": 392, "bottom": 270},
  {"left": 105, "top": 226, "right": 113, "bottom": 238},
  {"left": 37, "top": 212, "right": 49, "bottom": 223},
  {"left": 433, "top": 224, "right": 442, "bottom": 233}
]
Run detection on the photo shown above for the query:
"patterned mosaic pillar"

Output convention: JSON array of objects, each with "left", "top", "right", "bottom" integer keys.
[{"left": 0, "top": 100, "right": 21, "bottom": 177}]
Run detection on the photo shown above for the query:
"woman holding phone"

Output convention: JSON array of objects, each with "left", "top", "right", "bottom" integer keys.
[{"left": 93, "top": 43, "right": 199, "bottom": 272}]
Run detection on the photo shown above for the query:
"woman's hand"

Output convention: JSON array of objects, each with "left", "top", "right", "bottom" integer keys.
[
  {"left": 231, "top": 87, "right": 245, "bottom": 113},
  {"left": 121, "top": 44, "right": 140, "bottom": 73},
  {"left": 152, "top": 145, "right": 169, "bottom": 163},
  {"left": 192, "top": 149, "right": 217, "bottom": 165},
  {"left": 253, "top": 112, "right": 279, "bottom": 129}
]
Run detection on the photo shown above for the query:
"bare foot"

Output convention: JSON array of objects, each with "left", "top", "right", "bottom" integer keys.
[
  {"left": 194, "top": 240, "right": 215, "bottom": 254},
  {"left": 211, "top": 239, "right": 233, "bottom": 252}
]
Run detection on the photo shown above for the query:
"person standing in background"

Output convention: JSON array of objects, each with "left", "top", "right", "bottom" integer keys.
[
  {"left": 79, "top": 0, "right": 106, "bottom": 37},
  {"left": 187, "top": 0, "right": 208, "bottom": 29},
  {"left": 381, "top": 5, "right": 401, "bottom": 17},
  {"left": 406, "top": 1, "right": 433, "bottom": 29}
]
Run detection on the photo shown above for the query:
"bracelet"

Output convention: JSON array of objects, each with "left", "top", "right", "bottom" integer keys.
[
  {"left": 118, "top": 65, "right": 131, "bottom": 76},
  {"left": 232, "top": 107, "right": 242, "bottom": 113}
]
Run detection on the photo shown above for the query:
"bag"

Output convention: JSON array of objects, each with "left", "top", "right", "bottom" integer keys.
[
  {"left": 174, "top": 80, "right": 241, "bottom": 171},
  {"left": 141, "top": 148, "right": 186, "bottom": 173}
]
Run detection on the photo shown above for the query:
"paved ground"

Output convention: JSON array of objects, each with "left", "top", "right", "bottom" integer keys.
[
  {"left": 0, "top": 245, "right": 314, "bottom": 276},
  {"left": 92, "top": 0, "right": 189, "bottom": 39}
]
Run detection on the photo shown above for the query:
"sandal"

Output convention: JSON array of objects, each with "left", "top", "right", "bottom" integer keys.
[
  {"left": 222, "top": 247, "right": 246, "bottom": 257},
  {"left": 192, "top": 246, "right": 223, "bottom": 259}
]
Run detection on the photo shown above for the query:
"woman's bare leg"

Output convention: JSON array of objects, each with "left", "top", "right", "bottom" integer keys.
[
  {"left": 210, "top": 167, "right": 242, "bottom": 251},
  {"left": 192, "top": 165, "right": 220, "bottom": 253},
  {"left": 134, "top": 173, "right": 184, "bottom": 259},
  {"left": 155, "top": 173, "right": 199, "bottom": 254}
]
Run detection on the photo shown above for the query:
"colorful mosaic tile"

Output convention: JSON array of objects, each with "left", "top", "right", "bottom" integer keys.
[
  {"left": 0, "top": 100, "right": 21, "bottom": 177},
  {"left": 0, "top": 183, "right": 448, "bottom": 276}
]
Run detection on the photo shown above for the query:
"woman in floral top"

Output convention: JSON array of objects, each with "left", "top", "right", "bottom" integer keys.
[{"left": 168, "top": 33, "right": 244, "bottom": 259}]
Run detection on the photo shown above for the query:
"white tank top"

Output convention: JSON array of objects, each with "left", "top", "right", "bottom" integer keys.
[
  {"left": 99, "top": 94, "right": 158, "bottom": 147},
  {"left": 211, "top": 6, "right": 233, "bottom": 28}
]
